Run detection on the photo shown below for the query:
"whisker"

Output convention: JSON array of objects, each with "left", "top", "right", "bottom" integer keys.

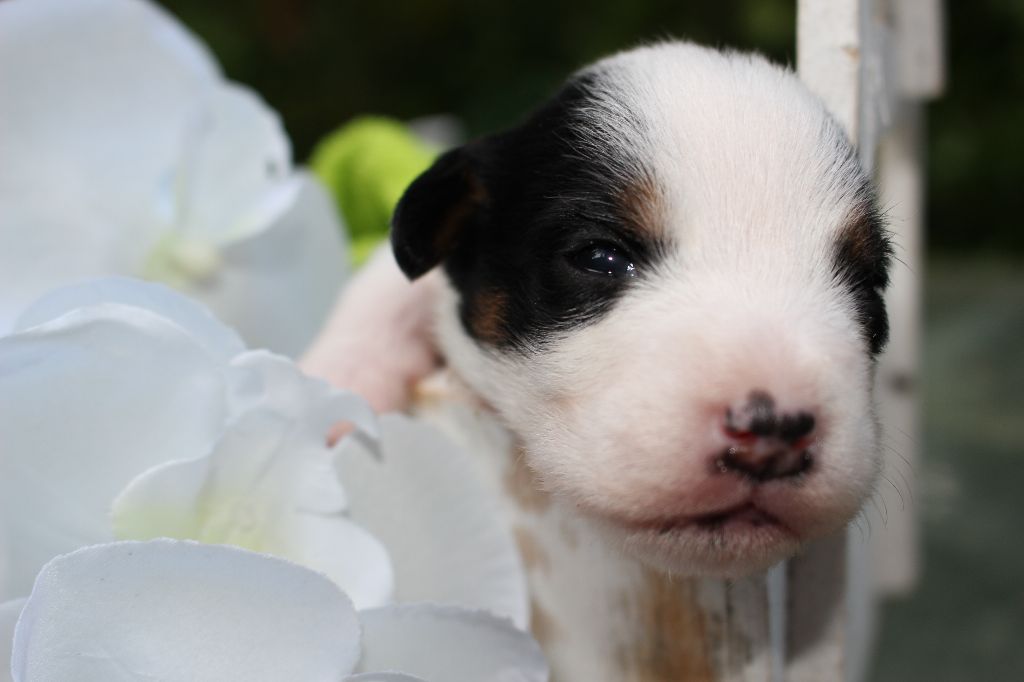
[
  {"left": 869, "top": 490, "right": 889, "bottom": 527},
  {"left": 879, "top": 436, "right": 916, "bottom": 474},
  {"left": 881, "top": 474, "right": 906, "bottom": 512}
]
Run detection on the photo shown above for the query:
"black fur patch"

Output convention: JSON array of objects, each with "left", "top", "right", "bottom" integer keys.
[
  {"left": 832, "top": 196, "right": 892, "bottom": 356},
  {"left": 392, "top": 71, "right": 667, "bottom": 350}
]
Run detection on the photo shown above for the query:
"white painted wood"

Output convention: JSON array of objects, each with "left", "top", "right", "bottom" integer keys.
[
  {"left": 792, "top": 2, "right": 873, "bottom": 678},
  {"left": 797, "top": 0, "right": 863, "bottom": 137},
  {"left": 845, "top": 514, "right": 876, "bottom": 682},
  {"left": 793, "top": 0, "right": 942, "bottom": 678},
  {"left": 871, "top": 101, "right": 925, "bottom": 596},
  {"left": 868, "top": 0, "right": 944, "bottom": 599},
  {"left": 784, "top": 533, "right": 848, "bottom": 681},
  {"left": 894, "top": 0, "right": 945, "bottom": 98}
]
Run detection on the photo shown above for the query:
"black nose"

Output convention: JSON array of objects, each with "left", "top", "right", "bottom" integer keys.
[
  {"left": 777, "top": 412, "right": 816, "bottom": 443},
  {"left": 726, "top": 390, "right": 816, "bottom": 445},
  {"left": 716, "top": 444, "right": 813, "bottom": 481},
  {"left": 718, "top": 390, "right": 816, "bottom": 481}
]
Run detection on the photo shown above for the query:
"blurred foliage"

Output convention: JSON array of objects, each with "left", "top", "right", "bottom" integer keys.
[
  {"left": 160, "top": 0, "right": 1020, "bottom": 254},
  {"left": 926, "top": 0, "right": 1024, "bottom": 252}
]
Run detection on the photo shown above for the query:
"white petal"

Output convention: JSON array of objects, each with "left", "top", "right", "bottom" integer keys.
[
  {"left": 0, "top": 306, "right": 229, "bottom": 601},
  {"left": 0, "top": 0, "right": 339, "bottom": 355},
  {"left": 13, "top": 277, "right": 245, "bottom": 361},
  {"left": 281, "top": 514, "right": 393, "bottom": 611},
  {"left": 336, "top": 415, "right": 529, "bottom": 627},
  {"left": 0, "top": 0, "right": 220, "bottom": 228},
  {"left": 356, "top": 604, "right": 548, "bottom": 682},
  {"left": 175, "top": 84, "right": 294, "bottom": 245},
  {"left": 228, "top": 351, "right": 378, "bottom": 442},
  {"left": 1, "top": 599, "right": 26, "bottom": 682},
  {"left": 228, "top": 352, "right": 378, "bottom": 513},
  {"left": 111, "top": 409, "right": 318, "bottom": 547},
  {"left": 112, "top": 406, "right": 393, "bottom": 607},
  {"left": 180, "top": 172, "right": 348, "bottom": 356},
  {"left": 110, "top": 453, "right": 216, "bottom": 544},
  {"left": 11, "top": 540, "right": 361, "bottom": 682},
  {"left": 0, "top": 199, "right": 125, "bottom": 337}
]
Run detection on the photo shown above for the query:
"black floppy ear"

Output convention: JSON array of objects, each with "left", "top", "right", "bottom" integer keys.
[{"left": 390, "top": 144, "right": 488, "bottom": 280}]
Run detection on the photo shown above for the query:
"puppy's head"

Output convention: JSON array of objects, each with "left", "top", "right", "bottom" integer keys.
[{"left": 392, "top": 43, "right": 891, "bottom": 576}]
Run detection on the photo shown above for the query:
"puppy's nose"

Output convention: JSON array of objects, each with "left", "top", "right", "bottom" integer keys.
[
  {"left": 717, "top": 390, "right": 816, "bottom": 481},
  {"left": 716, "top": 441, "right": 813, "bottom": 481}
]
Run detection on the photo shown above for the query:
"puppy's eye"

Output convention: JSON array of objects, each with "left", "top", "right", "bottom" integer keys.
[{"left": 567, "top": 242, "right": 636, "bottom": 278}]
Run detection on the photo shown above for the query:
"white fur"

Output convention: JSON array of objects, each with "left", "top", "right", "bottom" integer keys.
[{"left": 435, "top": 43, "right": 881, "bottom": 575}]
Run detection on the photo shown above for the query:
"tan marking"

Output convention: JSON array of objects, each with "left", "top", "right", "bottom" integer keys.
[
  {"left": 529, "top": 598, "right": 562, "bottom": 650},
  {"left": 615, "top": 171, "right": 665, "bottom": 240},
  {"left": 617, "top": 568, "right": 717, "bottom": 682},
  {"left": 412, "top": 369, "right": 498, "bottom": 415},
  {"left": 469, "top": 289, "right": 509, "bottom": 344},
  {"left": 503, "top": 446, "right": 553, "bottom": 514},
  {"left": 513, "top": 525, "right": 551, "bottom": 574}
]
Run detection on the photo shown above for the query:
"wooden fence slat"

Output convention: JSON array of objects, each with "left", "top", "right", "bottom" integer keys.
[
  {"left": 869, "top": 0, "right": 944, "bottom": 599},
  {"left": 793, "top": 0, "right": 942, "bottom": 677},
  {"left": 894, "top": 0, "right": 945, "bottom": 98},
  {"left": 792, "top": 2, "right": 874, "bottom": 679},
  {"left": 871, "top": 101, "right": 925, "bottom": 595}
]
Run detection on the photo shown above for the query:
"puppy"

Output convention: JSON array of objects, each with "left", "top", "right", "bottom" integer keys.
[{"left": 306, "top": 41, "right": 891, "bottom": 577}]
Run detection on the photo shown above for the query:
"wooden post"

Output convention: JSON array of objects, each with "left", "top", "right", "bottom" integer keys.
[
  {"left": 791, "top": 1, "right": 942, "bottom": 679},
  {"left": 871, "top": 0, "right": 944, "bottom": 598}
]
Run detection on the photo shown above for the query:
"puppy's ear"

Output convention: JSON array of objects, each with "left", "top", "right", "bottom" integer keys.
[{"left": 390, "top": 144, "right": 488, "bottom": 280}]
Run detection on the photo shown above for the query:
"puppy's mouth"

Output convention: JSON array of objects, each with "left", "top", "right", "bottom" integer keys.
[
  {"left": 683, "top": 503, "right": 781, "bottom": 530},
  {"left": 606, "top": 500, "right": 802, "bottom": 575},
  {"left": 624, "top": 502, "right": 789, "bottom": 535}
]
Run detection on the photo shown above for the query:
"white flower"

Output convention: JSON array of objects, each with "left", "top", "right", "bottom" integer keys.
[
  {"left": 0, "top": 600, "right": 23, "bottom": 682},
  {"left": 4, "top": 541, "right": 548, "bottom": 682},
  {"left": 0, "top": 0, "right": 347, "bottom": 355},
  {"left": 0, "top": 278, "right": 527, "bottom": 625},
  {"left": 110, "top": 353, "right": 394, "bottom": 609}
]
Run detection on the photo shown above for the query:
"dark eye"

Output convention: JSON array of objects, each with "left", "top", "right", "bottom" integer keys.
[{"left": 567, "top": 242, "right": 636, "bottom": 278}]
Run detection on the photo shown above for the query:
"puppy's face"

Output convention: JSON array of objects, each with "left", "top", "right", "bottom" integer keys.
[{"left": 392, "top": 43, "right": 891, "bottom": 576}]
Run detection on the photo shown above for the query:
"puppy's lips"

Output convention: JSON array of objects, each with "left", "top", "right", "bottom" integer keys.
[
  {"left": 618, "top": 502, "right": 792, "bottom": 535},
  {"left": 614, "top": 500, "right": 804, "bottom": 576}
]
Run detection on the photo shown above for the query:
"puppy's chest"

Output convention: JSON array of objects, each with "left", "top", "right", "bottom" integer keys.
[{"left": 413, "top": 371, "right": 777, "bottom": 682}]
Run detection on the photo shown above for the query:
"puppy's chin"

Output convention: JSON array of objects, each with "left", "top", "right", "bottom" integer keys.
[
  {"left": 612, "top": 518, "right": 802, "bottom": 577},
  {"left": 599, "top": 496, "right": 861, "bottom": 577},
  {"left": 578, "top": 494, "right": 860, "bottom": 576}
]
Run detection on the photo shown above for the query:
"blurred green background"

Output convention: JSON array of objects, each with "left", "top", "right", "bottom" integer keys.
[{"left": 159, "top": 0, "right": 1023, "bottom": 679}]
